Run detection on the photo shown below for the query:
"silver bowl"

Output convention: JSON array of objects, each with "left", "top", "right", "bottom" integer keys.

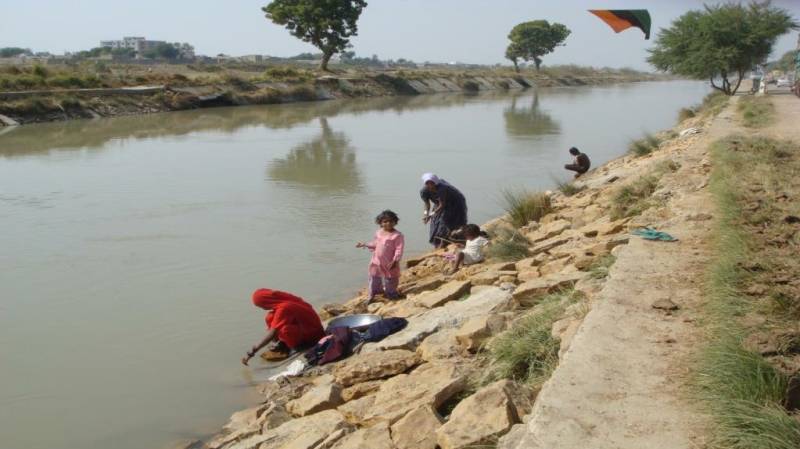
[{"left": 326, "top": 314, "right": 382, "bottom": 331}]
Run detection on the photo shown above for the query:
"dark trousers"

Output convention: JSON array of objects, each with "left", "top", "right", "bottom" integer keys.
[{"left": 565, "top": 164, "right": 588, "bottom": 174}]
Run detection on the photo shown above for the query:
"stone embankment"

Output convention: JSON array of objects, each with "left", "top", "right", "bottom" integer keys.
[
  {"left": 174, "top": 97, "right": 719, "bottom": 449},
  {"left": 0, "top": 71, "right": 660, "bottom": 125}
]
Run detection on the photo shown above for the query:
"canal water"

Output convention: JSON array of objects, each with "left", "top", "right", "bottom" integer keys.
[{"left": 0, "top": 80, "right": 709, "bottom": 449}]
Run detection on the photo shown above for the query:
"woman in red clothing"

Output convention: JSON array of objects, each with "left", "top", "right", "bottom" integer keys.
[{"left": 241, "top": 289, "right": 325, "bottom": 366}]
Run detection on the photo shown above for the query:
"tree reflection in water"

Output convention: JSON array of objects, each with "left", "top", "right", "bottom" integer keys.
[
  {"left": 503, "top": 93, "right": 561, "bottom": 140},
  {"left": 267, "top": 117, "right": 362, "bottom": 193}
]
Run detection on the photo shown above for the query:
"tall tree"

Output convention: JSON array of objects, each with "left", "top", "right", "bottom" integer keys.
[
  {"left": 506, "top": 21, "right": 571, "bottom": 71},
  {"left": 648, "top": 1, "right": 797, "bottom": 95},
  {"left": 263, "top": 0, "right": 368, "bottom": 71}
]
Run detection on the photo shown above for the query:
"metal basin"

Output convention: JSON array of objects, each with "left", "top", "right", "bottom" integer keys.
[{"left": 326, "top": 314, "right": 381, "bottom": 331}]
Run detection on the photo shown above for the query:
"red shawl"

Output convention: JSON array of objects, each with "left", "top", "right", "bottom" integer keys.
[{"left": 251, "top": 289, "right": 324, "bottom": 349}]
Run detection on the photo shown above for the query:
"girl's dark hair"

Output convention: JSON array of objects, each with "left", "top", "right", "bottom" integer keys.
[
  {"left": 464, "top": 223, "right": 481, "bottom": 236},
  {"left": 375, "top": 209, "right": 399, "bottom": 225}
]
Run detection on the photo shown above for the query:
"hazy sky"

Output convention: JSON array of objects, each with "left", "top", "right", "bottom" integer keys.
[{"left": 2, "top": 0, "right": 798, "bottom": 69}]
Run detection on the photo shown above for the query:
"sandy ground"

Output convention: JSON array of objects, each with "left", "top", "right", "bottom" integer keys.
[{"left": 507, "top": 100, "right": 748, "bottom": 449}]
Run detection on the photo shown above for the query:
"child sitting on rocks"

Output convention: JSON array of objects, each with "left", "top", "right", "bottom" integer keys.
[{"left": 446, "top": 224, "right": 489, "bottom": 274}]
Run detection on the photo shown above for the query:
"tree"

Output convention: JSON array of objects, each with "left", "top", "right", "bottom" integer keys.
[
  {"left": 648, "top": 1, "right": 797, "bottom": 95},
  {"left": 143, "top": 43, "right": 180, "bottom": 60},
  {"left": 0, "top": 47, "right": 32, "bottom": 58},
  {"left": 263, "top": 0, "right": 368, "bottom": 71},
  {"left": 767, "top": 49, "right": 799, "bottom": 72},
  {"left": 505, "top": 43, "right": 523, "bottom": 72},
  {"left": 505, "top": 21, "right": 571, "bottom": 71}
]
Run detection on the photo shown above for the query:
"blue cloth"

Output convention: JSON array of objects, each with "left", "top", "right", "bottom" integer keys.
[
  {"left": 363, "top": 318, "right": 408, "bottom": 342},
  {"left": 631, "top": 227, "right": 678, "bottom": 242}
]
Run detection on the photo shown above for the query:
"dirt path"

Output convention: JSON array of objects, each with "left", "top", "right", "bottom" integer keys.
[
  {"left": 761, "top": 93, "right": 800, "bottom": 141},
  {"left": 504, "top": 103, "right": 744, "bottom": 449}
]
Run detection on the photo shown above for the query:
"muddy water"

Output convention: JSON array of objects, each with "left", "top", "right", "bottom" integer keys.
[{"left": 0, "top": 81, "right": 708, "bottom": 449}]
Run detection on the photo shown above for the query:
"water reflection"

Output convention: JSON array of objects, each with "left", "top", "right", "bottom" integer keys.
[
  {"left": 267, "top": 118, "right": 362, "bottom": 193},
  {"left": 503, "top": 93, "right": 560, "bottom": 139},
  {"left": 0, "top": 93, "right": 513, "bottom": 158}
]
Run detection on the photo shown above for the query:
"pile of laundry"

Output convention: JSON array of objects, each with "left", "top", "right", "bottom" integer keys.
[{"left": 269, "top": 317, "right": 407, "bottom": 381}]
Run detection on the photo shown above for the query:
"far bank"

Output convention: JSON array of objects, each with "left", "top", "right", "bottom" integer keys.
[{"left": 0, "top": 64, "right": 666, "bottom": 125}]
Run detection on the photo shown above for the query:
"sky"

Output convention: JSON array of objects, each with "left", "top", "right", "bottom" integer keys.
[{"left": 1, "top": 0, "right": 798, "bottom": 70}]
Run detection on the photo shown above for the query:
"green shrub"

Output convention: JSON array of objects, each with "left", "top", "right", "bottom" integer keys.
[
  {"left": 485, "top": 228, "right": 530, "bottom": 261},
  {"left": 737, "top": 96, "right": 775, "bottom": 128},
  {"left": 677, "top": 107, "right": 696, "bottom": 122},
  {"left": 554, "top": 179, "right": 586, "bottom": 197},
  {"left": 461, "top": 80, "right": 480, "bottom": 92},
  {"left": 32, "top": 65, "right": 49, "bottom": 78},
  {"left": 588, "top": 255, "right": 616, "bottom": 279},
  {"left": 501, "top": 189, "right": 552, "bottom": 228},
  {"left": 610, "top": 175, "right": 659, "bottom": 219},
  {"left": 48, "top": 75, "right": 85, "bottom": 88},
  {"left": 628, "top": 133, "right": 662, "bottom": 157},
  {"left": 482, "top": 290, "right": 579, "bottom": 385}
]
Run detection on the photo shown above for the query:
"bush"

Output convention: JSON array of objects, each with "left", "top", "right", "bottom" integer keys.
[
  {"left": 482, "top": 290, "right": 579, "bottom": 385},
  {"left": 461, "top": 80, "right": 480, "bottom": 92},
  {"left": 223, "top": 74, "right": 256, "bottom": 91},
  {"left": 554, "top": 178, "right": 586, "bottom": 197},
  {"left": 486, "top": 228, "right": 530, "bottom": 261},
  {"left": 32, "top": 65, "right": 49, "bottom": 78},
  {"left": 737, "top": 96, "right": 775, "bottom": 128},
  {"left": 628, "top": 133, "right": 661, "bottom": 157},
  {"left": 47, "top": 75, "right": 86, "bottom": 88},
  {"left": 677, "top": 107, "right": 696, "bottom": 122},
  {"left": 610, "top": 175, "right": 659, "bottom": 219},
  {"left": 501, "top": 189, "right": 552, "bottom": 228}
]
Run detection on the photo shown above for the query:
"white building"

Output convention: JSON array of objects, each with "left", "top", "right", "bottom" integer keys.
[{"left": 99, "top": 37, "right": 193, "bottom": 58}]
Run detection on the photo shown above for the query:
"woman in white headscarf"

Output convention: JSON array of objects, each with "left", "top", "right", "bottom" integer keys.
[{"left": 420, "top": 173, "right": 468, "bottom": 248}]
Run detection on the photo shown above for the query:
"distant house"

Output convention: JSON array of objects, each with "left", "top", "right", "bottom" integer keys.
[
  {"left": 99, "top": 37, "right": 194, "bottom": 60},
  {"left": 239, "top": 54, "right": 264, "bottom": 63}
]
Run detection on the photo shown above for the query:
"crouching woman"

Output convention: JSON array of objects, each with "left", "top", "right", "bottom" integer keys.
[{"left": 241, "top": 289, "right": 325, "bottom": 365}]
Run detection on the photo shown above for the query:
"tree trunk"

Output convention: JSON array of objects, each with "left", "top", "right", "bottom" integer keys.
[
  {"left": 730, "top": 69, "right": 744, "bottom": 96},
  {"left": 512, "top": 59, "right": 519, "bottom": 73},
  {"left": 534, "top": 57, "right": 542, "bottom": 71},
  {"left": 320, "top": 51, "right": 333, "bottom": 72}
]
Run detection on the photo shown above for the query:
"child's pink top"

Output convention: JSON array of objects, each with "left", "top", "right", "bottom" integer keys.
[{"left": 366, "top": 229, "right": 404, "bottom": 278}]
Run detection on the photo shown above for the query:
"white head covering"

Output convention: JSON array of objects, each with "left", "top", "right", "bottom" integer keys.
[{"left": 421, "top": 173, "right": 440, "bottom": 186}]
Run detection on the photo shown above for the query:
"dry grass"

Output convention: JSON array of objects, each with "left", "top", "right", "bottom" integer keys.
[
  {"left": 628, "top": 133, "right": 662, "bottom": 157},
  {"left": 501, "top": 189, "right": 553, "bottom": 228},
  {"left": 737, "top": 96, "right": 775, "bottom": 128},
  {"left": 697, "top": 135, "right": 800, "bottom": 449}
]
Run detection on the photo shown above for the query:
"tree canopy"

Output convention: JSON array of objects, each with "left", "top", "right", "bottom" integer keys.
[
  {"left": 0, "top": 47, "right": 32, "bottom": 58},
  {"left": 143, "top": 43, "right": 181, "bottom": 60},
  {"left": 505, "top": 21, "right": 571, "bottom": 72},
  {"left": 263, "top": 0, "right": 368, "bottom": 71},
  {"left": 648, "top": 1, "right": 797, "bottom": 95}
]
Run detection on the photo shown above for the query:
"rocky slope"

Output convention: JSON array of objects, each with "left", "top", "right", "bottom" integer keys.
[{"left": 171, "top": 99, "right": 718, "bottom": 449}]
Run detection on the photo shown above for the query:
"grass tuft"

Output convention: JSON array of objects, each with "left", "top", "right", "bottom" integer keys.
[
  {"left": 501, "top": 189, "right": 552, "bottom": 228},
  {"left": 553, "top": 178, "right": 586, "bottom": 197},
  {"left": 737, "top": 96, "right": 775, "bottom": 128},
  {"left": 628, "top": 133, "right": 662, "bottom": 157},
  {"left": 695, "top": 136, "right": 800, "bottom": 449},
  {"left": 609, "top": 175, "right": 659, "bottom": 219},
  {"left": 587, "top": 254, "right": 616, "bottom": 279},
  {"left": 678, "top": 107, "right": 697, "bottom": 122},
  {"left": 481, "top": 290, "right": 580, "bottom": 386},
  {"left": 485, "top": 228, "right": 530, "bottom": 262}
]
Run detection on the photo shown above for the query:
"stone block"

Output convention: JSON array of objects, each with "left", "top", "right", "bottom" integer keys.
[
  {"left": 391, "top": 406, "right": 442, "bottom": 449},
  {"left": 333, "top": 350, "right": 419, "bottom": 387},
  {"left": 513, "top": 272, "right": 587, "bottom": 306},
  {"left": 414, "top": 280, "right": 471, "bottom": 308}
]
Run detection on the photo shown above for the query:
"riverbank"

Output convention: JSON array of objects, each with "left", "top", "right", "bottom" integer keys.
[
  {"left": 0, "top": 65, "right": 664, "bottom": 125},
  {"left": 176, "top": 88, "right": 773, "bottom": 449}
]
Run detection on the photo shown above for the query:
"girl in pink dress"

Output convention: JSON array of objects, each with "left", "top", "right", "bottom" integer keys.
[{"left": 356, "top": 210, "right": 405, "bottom": 302}]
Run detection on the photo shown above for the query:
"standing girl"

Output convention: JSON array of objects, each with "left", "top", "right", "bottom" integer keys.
[{"left": 356, "top": 210, "right": 405, "bottom": 302}]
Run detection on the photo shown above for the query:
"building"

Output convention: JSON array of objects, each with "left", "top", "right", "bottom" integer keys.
[{"left": 99, "top": 37, "right": 193, "bottom": 59}]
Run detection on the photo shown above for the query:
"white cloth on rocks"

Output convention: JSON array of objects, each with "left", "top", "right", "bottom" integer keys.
[
  {"left": 267, "top": 359, "right": 307, "bottom": 381},
  {"left": 462, "top": 236, "right": 489, "bottom": 265}
]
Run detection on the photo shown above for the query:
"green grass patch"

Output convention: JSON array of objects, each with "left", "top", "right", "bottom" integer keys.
[
  {"left": 700, "top": 91, "right": 730, "bottom": 116},
  {"left": 501, "top": 189, "right": 553, "bottom": 228},
  {"left": 677, "top": 107, "right": 696, "bottom": 122},
  {"left": 553, "top": 178, "right": 586, "bottom": 197},
  {"left": 485, "top": 228, "right": 530, "bottom": 262},
  {"left": 628, "top": 133, "right": 662, "bottom": 157},
  {"left": 696, "top": 136, "right": 800, "bottom": 449},
  {"left": 481, "top": 290, "right": 580, "bottom": 386},
  {"left": 588, "top": 254, "right": 616, "bottom": 279},
  {"left": 609, "top": 175, "right": 659, "bottom": 219},
  {"left": 737, "top": 96, "right": 775, "bottom": 128}
]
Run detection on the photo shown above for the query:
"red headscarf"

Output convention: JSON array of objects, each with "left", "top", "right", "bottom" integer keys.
[{"left": 252, "top": 289, "right": 324, "bottom": 349}]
